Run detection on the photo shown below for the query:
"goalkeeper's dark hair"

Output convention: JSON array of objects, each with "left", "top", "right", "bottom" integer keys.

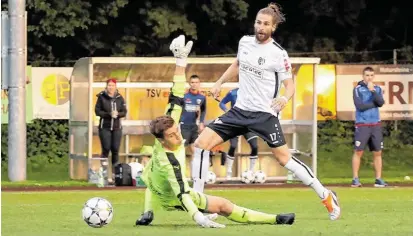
[
  {"left": 149, "top": 115, "right": 175, "bottom": 139},
  {"left": 258, "top": 2, "right": 285, "bottom": 25}
]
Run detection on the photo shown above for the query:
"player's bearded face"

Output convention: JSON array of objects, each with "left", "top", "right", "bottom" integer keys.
[
  {"left": 254, "top": 13, "right": 275, "bottom": 43},
  {"left": 162, "top": 124, "right": 183, "bottom": 149}
]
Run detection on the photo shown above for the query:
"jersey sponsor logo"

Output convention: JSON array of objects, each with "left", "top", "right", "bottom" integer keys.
[
  {"left": 196, "top": 99, "right": 202, "bottom": 104},
  {"left": 239, "top": 62, "right": 263, "bottom": 79},
  {"left": 184, "top": 104, "right": 198, "bottom": 112}
]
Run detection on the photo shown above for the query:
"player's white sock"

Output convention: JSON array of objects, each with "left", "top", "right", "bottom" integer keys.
[
  {"left": 226, "top": 155, "right": 234, "bottom": 177},
  {"left": 192, "top": 148, "right": 210, "bottom": 193},
  {"left": 249, "top": 156, "right": 258, "bottom": 172},
  {"left": 284, "top": 156, "right": 328, "bottom": 199}
]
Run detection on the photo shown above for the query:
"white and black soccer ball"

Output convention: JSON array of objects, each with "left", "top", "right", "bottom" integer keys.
[
  {"left": 241, "top": 170, "right": 254, "bottom": 184},
  {"left": 82, "top": 197, "right": 114, "bottom": 228},
  {"left": 254, "top": 170, "right": 266, "bottom": 184},
  {"left": 205, "top": 171, "right": 217, "bottom": 184}
]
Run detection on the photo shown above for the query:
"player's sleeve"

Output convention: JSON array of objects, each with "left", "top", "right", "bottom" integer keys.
[
  {"left": 353, "top": 86, "right": 376, "bottom": 111},
  {"left": 373, "top": 86, "right": 385, "bottom": 107},
  {"left": 165, "top": 75, "right": 186, "bottom": 123},
  {"left": 199, "top": 96, "right": 206, "bottom": 123},
  {"left": 164, "top": 152, "right": 199, "bottom": 218},
  {"left": 236, "top": 36, "right": 246, "bottom": 62},
  {"left": 219, "top": 91, "right": 231, "bottom": 112},
  {"left": 276, "top": 51, "right": 293, "bottom": 81}
]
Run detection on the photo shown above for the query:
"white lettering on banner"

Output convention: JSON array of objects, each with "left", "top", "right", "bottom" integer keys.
[
  {"left": 336, "top": 65, "right": 413, "bottom": 120},
  {"left": 379, "top": 67, "right": 412, "bottom": 73}
]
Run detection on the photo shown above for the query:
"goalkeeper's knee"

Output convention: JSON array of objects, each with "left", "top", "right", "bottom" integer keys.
[{"left": 136, "top": 211, "right": 154, "bottom": 226}]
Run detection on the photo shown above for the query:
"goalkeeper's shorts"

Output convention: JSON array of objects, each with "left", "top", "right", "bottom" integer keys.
[{"left": 159, "top": 188, "right": 208, "bottom": 213}]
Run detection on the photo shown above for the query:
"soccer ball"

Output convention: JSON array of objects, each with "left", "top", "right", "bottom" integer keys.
[
  {"left": 254, "top": 170, "right": 266, "bottom": 184},
  {"left": 82, "top": 197, "right": 114, "bottom": 228},
  {"left": 241, "top": 170, "right": 254, "bottom": 184},
  {"left": 206, "top": 171, "right": 217, "bottom": 184}
]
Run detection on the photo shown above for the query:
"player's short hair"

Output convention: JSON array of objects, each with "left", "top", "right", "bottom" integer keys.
[
  {"left": 149, "top": 115, "right": 175, "bottom": 139},
  {"left": 258, "top": 2, "right": 285, "bottom": 25},
  {"left": 363, "top": 66, "right": 374, "bottom": 74},
  {"left": 189, "top": 74, "right": 200, "bottom": 80}
]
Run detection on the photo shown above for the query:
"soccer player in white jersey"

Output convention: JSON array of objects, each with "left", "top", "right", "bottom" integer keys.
[{"left": 191, "top": 2, "right": 341, "bottom": 221}]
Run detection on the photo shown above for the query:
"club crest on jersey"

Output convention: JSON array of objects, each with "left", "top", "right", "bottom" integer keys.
[
  {"left": 196, "top": 99, "right": 202, "bottom": 104},
  {"left": 258, "top": 57, "right": 265, "bottom": 65}
]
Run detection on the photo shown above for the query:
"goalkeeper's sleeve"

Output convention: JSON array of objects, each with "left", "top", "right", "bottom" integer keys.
[
  {"left": 165, "top": 75, "right": 186, "bottom": 123},
  {"left": 164, "top": 152, "right": 199, "bottom": 219}
]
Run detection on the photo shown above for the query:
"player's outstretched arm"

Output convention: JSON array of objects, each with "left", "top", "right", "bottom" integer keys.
[
  {"left": 164, "top": 35, "right": 193, "bottom": 123},
  {"left": 211, "top": 60, "right": 239, "bottom": 99}
]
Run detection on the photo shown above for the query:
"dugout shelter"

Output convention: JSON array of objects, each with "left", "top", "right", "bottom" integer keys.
[{"left": 68, "top": 57, "right": 320, "bottom": 182}]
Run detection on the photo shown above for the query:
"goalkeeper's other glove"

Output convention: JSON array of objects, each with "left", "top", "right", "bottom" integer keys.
[
  {"left": 193, "top": 212, "right": 225, "bottom": 228},
  {"left": 169, "top": 35, "right": 193, "bottom": 67}
]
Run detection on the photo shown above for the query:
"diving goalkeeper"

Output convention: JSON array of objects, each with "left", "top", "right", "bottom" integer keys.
[{"left": 135, "top": 35, "right": 295, "bottom": 228}]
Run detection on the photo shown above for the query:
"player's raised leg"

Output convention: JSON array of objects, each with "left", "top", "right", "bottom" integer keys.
[
  {"left": 272, "top": 145, "right": 340, "bottom": 220},
  {"left": 204, "top": 194, "right": 294, "bottom": 225},
  {"left": 248, "top": 112, "right": 340, "bottom": 221}
]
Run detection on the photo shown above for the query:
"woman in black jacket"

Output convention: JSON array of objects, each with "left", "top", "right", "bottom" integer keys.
[{"left": 95, "top": 78, "right": 127, "bottom": 175}]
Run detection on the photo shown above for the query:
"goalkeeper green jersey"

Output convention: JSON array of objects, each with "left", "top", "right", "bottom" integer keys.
[{"left": 140, "top": 75, "right": 200, "bottom": 218}]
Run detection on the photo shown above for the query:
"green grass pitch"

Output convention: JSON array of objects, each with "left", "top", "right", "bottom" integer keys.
[{"left": 2, "top": 187, "right": 412, "bottom": 236}]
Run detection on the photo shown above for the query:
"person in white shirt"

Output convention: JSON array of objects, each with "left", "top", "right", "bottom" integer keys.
[{"left": 191, "top": 2, "right": 341, "bottom": 221}]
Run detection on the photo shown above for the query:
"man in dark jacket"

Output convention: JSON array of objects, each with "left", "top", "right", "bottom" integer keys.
[
  {"left": 351, "top": 67, "right": 387, "bottom": 187},
  {"left": 95, "top": 78, "right": 127, "bottom": 183}
]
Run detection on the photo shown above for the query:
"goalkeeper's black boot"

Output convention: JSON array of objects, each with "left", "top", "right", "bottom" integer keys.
[
  {"left": 276, "top": 213, "right": 295, "bottom": 225},
  {"left": 136, "top": 211, "right": 154, "bottom": 226}
]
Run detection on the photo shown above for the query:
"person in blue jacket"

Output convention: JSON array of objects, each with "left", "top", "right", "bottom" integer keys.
[
  {"left": 179, "top": 75, "right": 207, "bottom": 151},
  {"left": 219, "top": 88, "right": 259, "bottom": 180},
  {"left": 351, "top": 66, "right": 387, "bottom": 188}
]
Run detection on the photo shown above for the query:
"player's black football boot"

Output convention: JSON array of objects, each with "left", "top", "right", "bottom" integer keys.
[
  {"left": 275, "top": 213, "right": 295, "bottom": 225},
  {"left": 135, "top": 211, "right": 154, "bottom": 226}
]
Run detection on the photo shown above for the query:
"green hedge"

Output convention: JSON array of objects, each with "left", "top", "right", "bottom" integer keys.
[
  {"left": 1, "top": 119, "right": 412, "bottom": 180},
  {"left": 1, "top": 119, "right": 69, "bottom": 181}
]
